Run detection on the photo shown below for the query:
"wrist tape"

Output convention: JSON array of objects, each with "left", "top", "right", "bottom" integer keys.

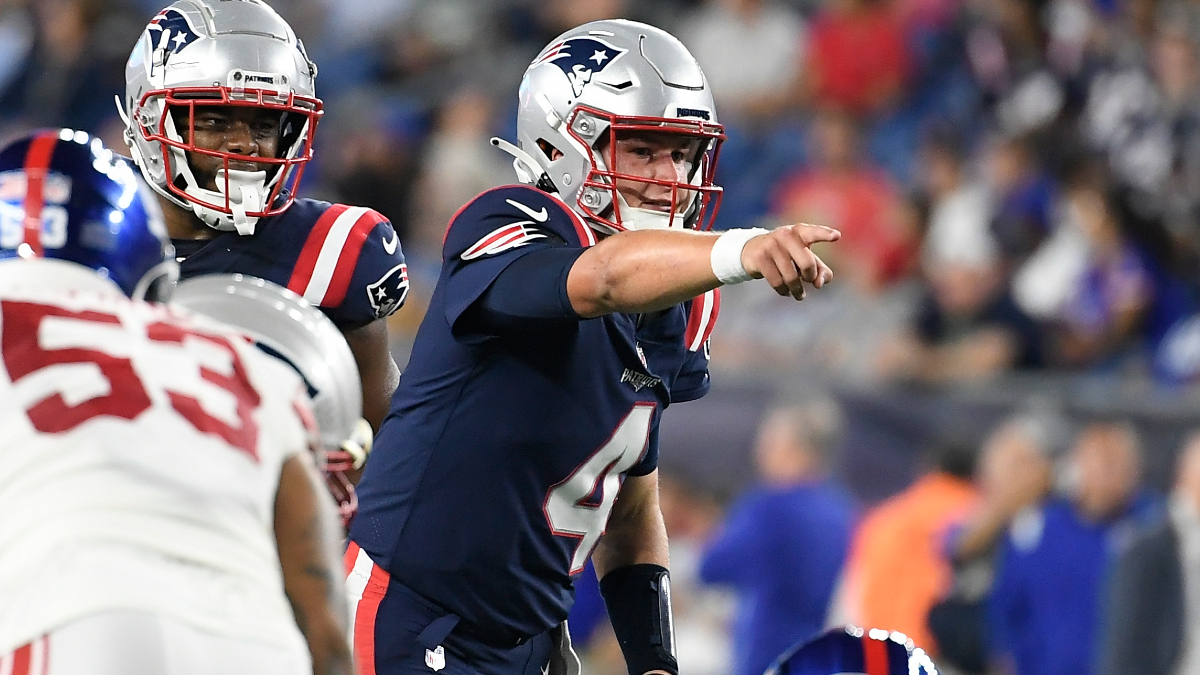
[{"left": 710, "top": 227, "right": 768, "bottom": 284}]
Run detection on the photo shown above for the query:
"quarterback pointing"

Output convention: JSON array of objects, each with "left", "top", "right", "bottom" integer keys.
[{"left": 348, "top": 19, "right": 837, "bottom": 675}]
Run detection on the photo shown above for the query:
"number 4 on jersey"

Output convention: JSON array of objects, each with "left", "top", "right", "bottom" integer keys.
[{"left": 543, "top": 403, "right": 655, "bottom": 574}]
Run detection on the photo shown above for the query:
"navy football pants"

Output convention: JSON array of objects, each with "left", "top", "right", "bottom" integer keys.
[{"left": 345, "top": 542, "right": 556, "bottom": 675}]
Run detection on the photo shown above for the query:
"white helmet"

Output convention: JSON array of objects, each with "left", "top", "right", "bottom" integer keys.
[
  {"left": 496, "top": 19, "right": 725, "bottom": 234},
  {"left": 171, "top": 274, "right": 368, "bottom": 523},
  {"left": 119, "top": 0, "right": 322, "bottom": 236}
]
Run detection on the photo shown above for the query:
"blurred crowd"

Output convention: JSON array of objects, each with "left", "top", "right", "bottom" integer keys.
[
  {"left": 6, "top": 0, "right": 1200, "bottom": 673},
  {"left": 593, "top": 395, "right": 1197, "bottom": 675},
  {"left": 12, "top": 0, "right": 1200, "bottom": 388}
]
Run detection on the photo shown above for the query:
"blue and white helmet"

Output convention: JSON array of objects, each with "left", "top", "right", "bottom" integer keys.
[
  {"left": 0, "top": 128, "right": 177, "bottom": 301},
  {"left": 500, "top": 19, "right": 725, "bottom": 234},
  {"left": 764, "top": 627, "right": 939, "bottom": 675}
]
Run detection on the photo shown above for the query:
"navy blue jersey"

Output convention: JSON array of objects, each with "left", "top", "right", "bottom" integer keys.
[
  {"left": 350, "top": 185, "right": 719, "bottom": 643},
  {"left": 173, "top": 198, "right": 409, "bottom": 330}
]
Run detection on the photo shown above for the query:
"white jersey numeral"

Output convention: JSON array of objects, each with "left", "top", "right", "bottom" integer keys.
[{"left": 543, "top": 403, "right": 655, "bottom": 574}]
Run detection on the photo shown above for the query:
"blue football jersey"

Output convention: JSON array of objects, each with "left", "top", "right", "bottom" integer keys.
[
  {"left": 350, "top": 185, "right": 719, "bottom": 643},
  {"left": 172, "top": 198, "right": 409, "bottom": 329}
]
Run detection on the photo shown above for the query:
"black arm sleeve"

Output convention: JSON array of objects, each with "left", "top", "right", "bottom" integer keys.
[
  {"left": 464, "top": 246, "right": 585, "bottom": 335},
  {"left": 600, "top": 564, "right": 678, "bottom": 675}
]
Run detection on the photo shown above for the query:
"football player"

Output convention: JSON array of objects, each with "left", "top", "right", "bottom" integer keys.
[
  {"left": 346, "top": 19, "right": 839, "bottom": 675},
  {"left": 118, "top": 0, "right": 407, "bottom": 432},
  {"left": 0, "top": 130, "right": 349, "bottom": 675},
  {"left": 173, "top": 273, "right": 375, "bottom": 527}
]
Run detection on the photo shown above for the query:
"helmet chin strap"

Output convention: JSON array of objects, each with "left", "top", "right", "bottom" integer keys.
[{"left": 189, "top": 168, "right": 267, "bottom": 235}]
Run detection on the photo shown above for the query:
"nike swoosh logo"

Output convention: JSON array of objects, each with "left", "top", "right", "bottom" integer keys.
[
  {"left": 382, "top": 228, "right": 399, "bottom": 255},
  {"left": 506, "top": 198, "right": 549, "bottom": 223}
]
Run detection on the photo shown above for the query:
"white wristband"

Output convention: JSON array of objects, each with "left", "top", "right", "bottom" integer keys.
[{"left": 710, "top": 227, "right": 769, "bottom": 284}]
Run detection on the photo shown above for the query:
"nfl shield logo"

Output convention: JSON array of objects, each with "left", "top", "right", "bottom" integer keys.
[{"left": 425, "top": 645, "right": 446, "bottom": 672}]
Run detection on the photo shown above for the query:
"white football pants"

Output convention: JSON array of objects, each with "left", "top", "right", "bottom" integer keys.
[{"left": 0, "top": 610, "right": 311, "bottom": 675}]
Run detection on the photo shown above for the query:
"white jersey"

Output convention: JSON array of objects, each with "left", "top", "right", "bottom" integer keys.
[{"left": 0, "top": 259, "right": 315, "bottom": 657}]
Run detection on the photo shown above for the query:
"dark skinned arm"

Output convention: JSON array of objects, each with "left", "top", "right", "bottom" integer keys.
[
  {"left": 275, "top": 452, "right": 354, "bottom": 675},
  {"left": 342, "top": 318, "right": 400, "bottom": 433}
]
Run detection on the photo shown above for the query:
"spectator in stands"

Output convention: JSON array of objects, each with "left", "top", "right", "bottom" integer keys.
[
  {"left": 964, "top": 0, "right": 1065, "bottom": 137},
  {"left": 408, "top": 86, "right": 511, "bottom": 263},
  {"left": 699, "top": 398, "right": 857, "bottom": 675},
  {"left": 989, "top": 420, "right": 1161, "bottom": 675},
  {"left": 982, "top": 132, "right": 1058, "bottom": 265},
  {"left": 0, "top": 0, "right": 137, "bottom": 133},
  {"left": 803, "top": 0, "right": 912, "bottom": 118},
  {"left": 878, "top": 131, "right": 1044, "bottom": 383},
  {"left": 1011, "top": 169, "right": 1154, "bottom": 370},
  {"left": 771, "top": 107, "right": 916, "bottom": 292},
  {"left": 1083, "top": 17, "right": 1200, "bottom": 265},
  {"left": 678, "top": 0, "right": 807, "bottom": 124},
  {"left": 929, "top": 412, "right": 1059, "bottom": 674},
  {"left": 1098, "top": 430, "right": 1200, "bottom": 675},
  {"left": 830, "top": 435, "right": 979, "bottom": 658}
]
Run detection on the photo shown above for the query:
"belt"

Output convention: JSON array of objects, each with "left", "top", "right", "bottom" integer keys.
[
  {"left": 451, "top": 618, "right": 532, "bottom": 650},
  {"left": 389, "top": 577, "right": 534, "bottom": 652}
]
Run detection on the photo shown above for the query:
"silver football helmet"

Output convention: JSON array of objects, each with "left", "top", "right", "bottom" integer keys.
[
  {"left": 119, "top": 0, "right": 322, "bottom": 236},
  {"left": 497, "top": 19, "right": 724, "bottom": 234},
  {"left": 171, "top": 274, "right": 367, "bottom": 523}
]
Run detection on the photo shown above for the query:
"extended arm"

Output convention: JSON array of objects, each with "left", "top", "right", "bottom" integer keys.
[
  {"left": 275, "top": 452, "right": 354, "bottom": 675},
  {"left": 567, "top": 224, "right": 840, "bottom": 318},
  {"left": 342, "top": 318, "right": 400, "bottom": 433}
]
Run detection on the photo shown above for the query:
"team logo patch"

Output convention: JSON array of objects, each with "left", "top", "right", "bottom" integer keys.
[
  {"left": 147, "top": 8, "right": 200, "bottom": 56},
  {"left": 367, "top": 263, "right": 409, "bottom": 319},
  {"left": 534, "top": 37, "right": 628, "bottom": 97},
  {"left": 425, "top": 645, "right": 446, "bottom": 672},
  {"left": 461, "top": 224, "right": 546, "bottom": 261}
]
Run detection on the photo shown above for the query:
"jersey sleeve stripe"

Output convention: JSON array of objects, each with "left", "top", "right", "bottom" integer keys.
[
  {"left": 465, "top": 224, "right": 526, "bottom": 256},
  {"left": 322, "top": 209, "right": 387, "bottom": 307},
  {"left": 685, "top": 289, "right": 720, "bottom": 352},
  {"left": 290, "top": 206, "right": 377, "bottom": 307},
  {"left": 287, "top": 204, "right": 350, "bottom": 298},
  {"left": 345, "top": 542, "right": 390, "bottom": 675}
]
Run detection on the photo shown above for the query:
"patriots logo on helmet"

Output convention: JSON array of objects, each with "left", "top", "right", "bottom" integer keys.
[
  {"left": 535, "top": 37, "right": 627, "bottom": 97},
  {"left": 147, "top": 8, "right": 200, "bottom": 59},
  {"left": 367, "top": 263, "right": 409, "bottom": 319}
]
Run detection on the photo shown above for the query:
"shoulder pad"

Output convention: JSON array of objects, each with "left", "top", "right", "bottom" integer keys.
[{"left": 443, "top": 185, "right": 597, "bottom": 262}]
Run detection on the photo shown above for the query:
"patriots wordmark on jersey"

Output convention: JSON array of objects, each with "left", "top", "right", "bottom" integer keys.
[
  {"left": 348, "top": 184, "right": 720, "bottom": 655},
  {"left": 172, "top": 198, "right": 409, "bottom": 329}
]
